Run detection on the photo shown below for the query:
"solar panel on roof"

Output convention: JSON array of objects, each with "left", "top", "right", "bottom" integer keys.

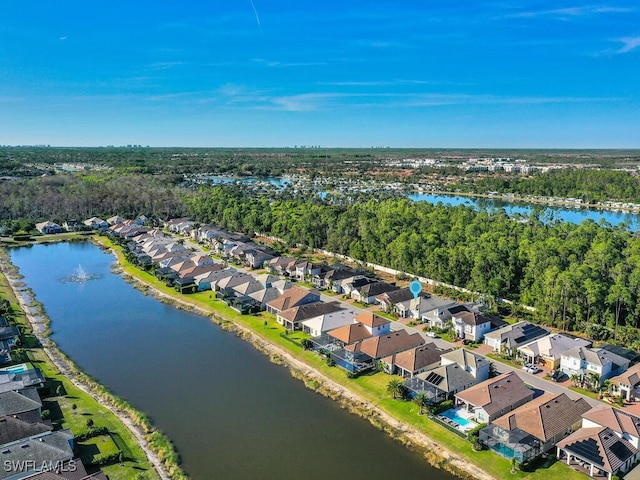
[
  {"left": 568, "top": 439, "right": 604, "bottom": 466},
  {"left": 609, "top": 441, "right": 634, "bottom": 461},
  {"left": 425, "top": 372, "right": 444, "bottom": 386}
]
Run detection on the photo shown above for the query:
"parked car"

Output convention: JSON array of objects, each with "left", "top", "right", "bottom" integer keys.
[
  {"left": 550, "top": 371, "right": 568, "bottom": 382},
  {"left": 522, "top": 364, "right": 541, "bottom": 374},
  {"left": 426, "top": 331, "right": 439, "bottom": 338}
]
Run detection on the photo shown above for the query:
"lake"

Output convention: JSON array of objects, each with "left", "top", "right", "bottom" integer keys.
[
  {"left": 9, "top": 242, "right": 456, "bottom": 480},
  {"left": 408, "top": 192, "right": 640, "bottom": 230}
]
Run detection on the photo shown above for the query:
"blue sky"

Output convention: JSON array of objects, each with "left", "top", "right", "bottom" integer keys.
[{"left": 0, "top": 1, "right": 638, "bottom": 148}]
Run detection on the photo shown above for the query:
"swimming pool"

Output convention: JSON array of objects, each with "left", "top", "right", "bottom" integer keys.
[
  {"left": 0, "top": 363, "right": 28, "bottom": 374},
  {"left": 440, "top": 408, "right": 472, "bottom": 427}
]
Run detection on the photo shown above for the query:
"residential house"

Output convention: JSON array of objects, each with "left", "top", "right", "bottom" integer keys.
[
  {"left": 0, "top": 318, "right": 19, "bottom": 365},
  {"left": 518, "top": 333, "right": 592, "bottom": 370},
  {"left": 479, "top": 393, "right": 590, "bottom": 463},
  {"left": 454, "top": 371, "right": 534, "bottom": 424},
  {"left": 62, "top": 220, "right": 83, "bottom": 232},
  {"left": 106, "top": 215, "right": 125, "bottom": 225},
  {"left": 440, "top": 349, "right": 492, "bottom": 382},
  {"left": 331, "top": 329, "right": 425, "bottom": 374},
  {"left": 404, "top": 362, "right": 479, "bottom": 404},
  {"left": 407, "top": 294, "right": 455, "bottom": 321},
  {"left": 301, "top": 309, "right": 357, "bottom": 337},
  {"left": 342, "top": 276, "right": 375, "bottom": 296},
  {"left": 422, "top": 303, "right": 469, "bottom": 329},
  {"left": 35, "top": 221, "right": 63, "bottom": 235},
  {"left": 351, "top": 282, "right": 399, "bottom": 304},
  {"left": 265, "top": 287, "right": 320, "bottom": 315},
  {"left": 452, "top": 311, "right": 499, "bottom": 342},
  {"left": 268, "top": 257, "right": 298, "bottom": 276},
  {"left": 316, "top": 267, "right": 355, "bottom": 292},
  {"left": 354, "top": 312, "right": 392, "bottom": 336},
  {"left": 326, "top": 323, "right": 372, "bottom": 347},
  {"left": 483, "top": 321, "right": 550, "bottom": 357},
  {"left": 194, "top": 269, "right": 234, "bottom": 292},
  {"left": 246, "top": 250, "right": 274, "bottom": 269},
  {"left": 294, "top": 262, "right": 322, "bottom": 282},
  {"left": 0, "top": 389, "right": 52, "bottom": 445},
  {"left": 610, "top": 363, "right": 640, "bottom": 402},
  {"left": 277, "top": 301, "right": 344, "bottom": 331},
  {"left": 376, "top": 288, "right": 416, "bottom": 315},
  {"left": 348, "top": 330, "right": 425, "bottom": 361},
  {"left": 0, "top": 364, "right": 45, "bottom": 394},
  {"left": 0, "top": 430, "right": 74, "bottom": 480},
  {"left": 83, "top": 217, "right": 108, "bottom": 229},
  {"left": 560, "top": 346, "right": 630, "bottom": 386},
  {"left": 387, "top": 342, "right": 454, "bottom": 378},
  {"left": 556, "top": 406, "right": 640, "bottom": 480}
]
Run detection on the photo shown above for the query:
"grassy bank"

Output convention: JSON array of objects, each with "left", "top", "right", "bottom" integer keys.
[
  {"left": 98, "top": 236, "right": 585, "bottom": 480},
  {"left": 0, "top": 249, "right": 173, "bottom": 480}
]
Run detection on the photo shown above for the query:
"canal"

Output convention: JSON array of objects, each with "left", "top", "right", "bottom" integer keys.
[{"left": 9, "top": 242, "right": 457, "bottom": 480}]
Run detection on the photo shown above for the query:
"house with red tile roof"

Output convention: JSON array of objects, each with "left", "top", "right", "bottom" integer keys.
[
  {"left": 479, "top": 393, "right": 590, "bottom": 463},
  {"left": 454, "top": 371, "right": 534, "bottom": 424},
  {"left": 265, "top": 287, "right": 320, "bottom": 315}
]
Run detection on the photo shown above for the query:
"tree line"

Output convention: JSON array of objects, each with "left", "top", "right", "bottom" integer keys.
[
  {"left": 455, "top": 169, "right": 640, "bottom": 204},
  {"left": 186, "top": 185, "right": 640, "bottom": 349}
]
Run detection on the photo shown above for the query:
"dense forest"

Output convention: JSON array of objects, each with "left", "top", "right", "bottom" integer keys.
[
  {"left": 456, "top": 169, "right": 640, "bottom": 204},
  {"left": 185, "top": 186, "right": 640, "bottom": 349},
  {"left": 4, "top": 147, "right": 640, "bottom": 349}
]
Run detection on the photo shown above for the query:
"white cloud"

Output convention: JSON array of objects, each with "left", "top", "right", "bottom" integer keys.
[
  {"left": 617, "top": 36, "right": 640, "bottom": 53},
  {"left": 507, "top": 5, "right": 634, "bottom": 19}
]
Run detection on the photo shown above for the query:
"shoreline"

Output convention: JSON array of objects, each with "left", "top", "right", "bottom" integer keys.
[
  {"left": 414, "top": 189, "right": 640, "bottom": 214},
  {"left": 0, "top": 248, "right": 175, "bottom": 480},
  {"left": 94, "top": 237, "right": 496, "bottom": 480}
]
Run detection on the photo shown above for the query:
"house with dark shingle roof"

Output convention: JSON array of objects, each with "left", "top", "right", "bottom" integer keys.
[
  {"left": 276, "top": 301, "right": 344, "bottom": 331},
  {"left": 0, "top": 430, "right": 75, "bottom": 480},
  {"left": 386, "top": 342, "right": 454, "bottom": 378},
  {"left": 350, "top": 282, "right": 399, "bottom": 305},
  {"left": 454, "top": 371, "right": 534, "bottom": 424},
  {"left": 483, "top": 321, "right": 550, "bottom": 356},
  {"left": 479, "top": 393, "right": 590, "bottom": 463}
]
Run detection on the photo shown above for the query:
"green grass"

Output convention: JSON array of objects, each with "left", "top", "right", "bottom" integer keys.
[
  {"left": 77, "top": 434, "right": 120, "bottom": 463},
  {"left": 31, "top": 350, "right": 158, "bottom": 480},
  {"left": 98, "top": 237, "right": 589, "bottom": 480}
]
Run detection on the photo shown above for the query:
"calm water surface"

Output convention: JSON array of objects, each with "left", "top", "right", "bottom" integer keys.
[
  {"left": 10, "top": 242, "right": 455, "bottom": 480},
  {"left": 408, "top": 192, "right": 640, "bottom": 230}
]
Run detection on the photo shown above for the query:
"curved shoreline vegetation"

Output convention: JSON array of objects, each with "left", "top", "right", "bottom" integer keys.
[
  {"left": 96, "top": 236, "right": 583, "bottom": 480},
  {"left": 0, "top": 248, "right": 186, "bottom": 480},
  {"left": 186, "top": 186, "right": 640, "bottom": 348}
]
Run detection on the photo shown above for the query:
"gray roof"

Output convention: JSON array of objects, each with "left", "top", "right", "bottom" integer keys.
[
  {"left": 0, "top": 416, "right": 52, "bottom": 447},
  {"left": 563, "top": 346, "right": 629, "bottom": 368},
  {"left": 441, "top": 348, "right": 488, "bottom": 372},
  {"left": 0, "top": 368, "right": 45, "bottom": 394},
  {"left": 416, "top": 363, "right": 477, "bottom": 394},
  {"left": 484, "top": 321, "right": 550, "bottom": 349},
  {"left": 0, "top": 391, "right": 42, "bottom": 417},
  {"left": 0, "top": 431, "right": 74, "bottom": 480}
]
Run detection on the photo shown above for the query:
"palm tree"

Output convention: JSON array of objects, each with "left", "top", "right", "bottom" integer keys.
[
  {"left": 570, "top": 373, "right": 581, "bottom": 387},
  {"left": 413, "top": 391, "right": 429, "bottom": 415},
  {"left": 386, "top": 378, "right": 405, "bottom": 400},
  {"left": 587, "top": 372, "right": 601, "bottom": 390}
]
